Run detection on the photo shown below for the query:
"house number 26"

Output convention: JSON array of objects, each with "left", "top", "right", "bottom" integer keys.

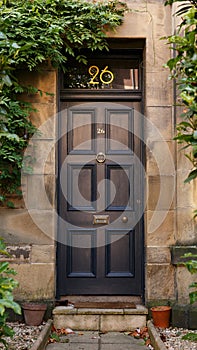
[{"left": 89, "top": 65, "right": 114, "bottom": 85}]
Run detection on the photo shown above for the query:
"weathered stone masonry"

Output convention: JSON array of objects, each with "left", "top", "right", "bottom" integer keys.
[{"left": 0, "top": 0, "right": 196, "bottom": 313}]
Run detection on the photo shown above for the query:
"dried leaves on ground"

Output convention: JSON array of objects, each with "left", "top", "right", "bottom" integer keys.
[
  {"left": 126, "top": 327, "right": 154, "bottom": 349},
  {"left": 48, "top": 325, "right": 75, "bottom": 344}
]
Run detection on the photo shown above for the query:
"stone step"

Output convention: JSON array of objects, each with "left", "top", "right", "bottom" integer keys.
[
  {"left": 53, "top": 305, "right": 148, "bottom": 332},
  {"left": 59, "top": 296, "right": 142, "bottom": 304}
]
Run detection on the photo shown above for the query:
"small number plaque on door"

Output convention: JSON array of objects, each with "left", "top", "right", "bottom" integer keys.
[{"left": 93, "top": 215, "right": 109, "bottom": 225}]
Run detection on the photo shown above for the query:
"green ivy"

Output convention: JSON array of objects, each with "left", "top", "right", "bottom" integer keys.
[
  {"left": 165, "top": 0, "right": 197, "bottom": 306},
  {"left": 0, "top": 238, "right": 21, "bottom": 348},
  {"left": 164, "top": 0, "right": 197, "bottom": 188},
  {"left": 0, "top": 0, "right": 127, "bottom": 206}
]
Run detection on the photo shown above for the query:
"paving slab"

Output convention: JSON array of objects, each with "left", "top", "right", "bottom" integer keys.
[
  {"left": 47, "top": 344, "right": 98, "bottom": 350},
  {"left": 100, "top": 331, "right": 143, "bottom": 344},
  {"left": 101, "top": 344, "right": 147, "bottom": 350},
  {"left": 61, "top": 332, "right": 100, "bottom": 343},
  {"left": 46, "top": 331, "right": 148, "bottom": 350}
]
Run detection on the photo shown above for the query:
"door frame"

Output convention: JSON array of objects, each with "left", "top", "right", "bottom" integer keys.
[{"left": 56, "top": 39, "right": 145, "bottom": 300}]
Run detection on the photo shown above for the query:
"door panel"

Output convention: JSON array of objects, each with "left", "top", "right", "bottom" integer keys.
[
  {"left": 105, "top": 230, "right": 135, "bottom": 277},
  {"left": 57, "top": 102, "right": 144, "bottom": 295},
  {"left": 67, "top": 229, "right": 97, "bottom": 277},
  {"left": 68, "top": 109, "right": 96, "bottom": 154},
  {"left": 106, "top": 109, "right": 133, "bottom": 154},
  {"left": 67, "top": 164, "right": 96, "bottom": 211},
  {"left": 106, "top": 165, "right": 134, "bottom": 210}
]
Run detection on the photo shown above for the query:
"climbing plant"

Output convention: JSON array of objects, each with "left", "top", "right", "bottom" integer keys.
[
  {"left": 164, "top": 0, "right": 197, "bottom": 190},
  {"left": 0, "top": 0, "right": 127, "bottom": 206},
  {"left": 0, "top": 238, "right": 21, "bottom": 348},
  {"left": 164, "top": 0, "right": 197, "bottom": 307}
]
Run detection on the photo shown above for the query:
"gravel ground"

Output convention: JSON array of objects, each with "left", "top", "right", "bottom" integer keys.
[
  {"left": 0, "top": 323, "right": 197, "bottom": 350},
  {"left": 157, "top": 327, "right": 197, "bottom": 350},
  {"left": 0, "top": 322, "right": 45, "bottom": 350}
]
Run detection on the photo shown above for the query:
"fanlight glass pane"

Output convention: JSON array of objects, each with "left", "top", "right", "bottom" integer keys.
[{"left": 64, "top": 56, "right": 141, "bottom": 90}]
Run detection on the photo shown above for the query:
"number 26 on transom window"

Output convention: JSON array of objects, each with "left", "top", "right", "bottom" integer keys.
[{"left": 89, "top": 65, "right": 114, "bottom": 85}]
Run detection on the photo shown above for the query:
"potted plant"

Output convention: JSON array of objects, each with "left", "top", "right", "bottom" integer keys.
[
  {"left": 151, "top": 305, "right": 172, "bottom": 328},
  {"left": 22, "top": 302, "right": 47, "bottom": 326}
]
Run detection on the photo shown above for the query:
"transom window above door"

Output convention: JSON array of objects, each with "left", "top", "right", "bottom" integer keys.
[{"left": 63, "top": 49, "right": 143, "bottom": 91}]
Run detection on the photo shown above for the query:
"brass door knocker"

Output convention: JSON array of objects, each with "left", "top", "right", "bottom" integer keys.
[{"left": 96, "top": 152, "right": 106, "bottom": 163}]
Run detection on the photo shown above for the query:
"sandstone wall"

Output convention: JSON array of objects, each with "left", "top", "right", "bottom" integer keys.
[
  {"left": 108, "top": 0, "right": 176, "bottom": 303},
  {"left": 0, "top": 65, "right": 57, "bottom": 301},
  {"left": 0, "top": 0, "right": 196, "bottom": 304}
]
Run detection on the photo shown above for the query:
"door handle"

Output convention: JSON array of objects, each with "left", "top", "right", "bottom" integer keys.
[{"left": 122, "top": 216, "right": 128, "bottom": 223}]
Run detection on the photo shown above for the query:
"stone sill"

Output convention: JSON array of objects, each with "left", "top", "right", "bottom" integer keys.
[
  {"left": 171, "top": 245, "right": 197, "bottom": 265},
  {"left": 53, "top": 304, "right": 148, "bottom": 316}
]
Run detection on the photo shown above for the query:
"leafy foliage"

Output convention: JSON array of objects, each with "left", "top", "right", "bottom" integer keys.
[
  {"left": 0, "top": 0, "right": 127, "bottom": 70},
  {"left": 0, "top": 0, "right": 127, "bottom": 206},
  {"left": 0, "top": 26, "right": 39, "bottom": 206},
  {"left": 165, "top": 0, "right": 197, "bottom": 308},
  {"left": 181, "top": 253, "right": 197, "bottom": 304},
  {"left": 165, "top": 0, "right": 197, "bottom": 16},
  {"left": 164, "top": 0, "right": 197, "bottom": 187},
  {"left": 0, "top": 238, "right": 21, "bottom": 348},
  {"left": 182, "top": 332, "right": 197, "bottom": 342}
]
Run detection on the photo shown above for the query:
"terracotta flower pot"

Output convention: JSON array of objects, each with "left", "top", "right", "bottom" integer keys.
[
  {"left": 151, "top": 306, "right": 171, "bottom": 328},
  {"left": 22, "top": 303, "right": 47, "bottom": 326}
]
